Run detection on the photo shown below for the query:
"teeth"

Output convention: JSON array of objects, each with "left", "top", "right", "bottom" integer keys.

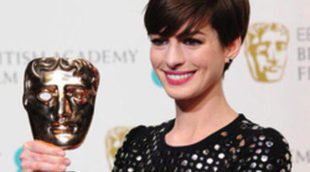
[{"left": 167, "top": 73, "right": 193, "bottom": 80}]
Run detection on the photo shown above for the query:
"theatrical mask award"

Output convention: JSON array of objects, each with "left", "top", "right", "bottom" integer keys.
[{"left": 23, "top": 57, "right": 100, "bottom": 149}]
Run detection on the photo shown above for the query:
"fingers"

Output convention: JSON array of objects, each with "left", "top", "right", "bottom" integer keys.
[
  {"left": 23, "top": 140, "right": 65, "bottom": 156},
  {"left": 21, "top": 160, "right": 67, "bottom": 172},
  {"left": 20, "top": 140, "right": 71, "bottom": 172},
  {"left": 20, "top": 147, "right": 70, "bottom": 165}
]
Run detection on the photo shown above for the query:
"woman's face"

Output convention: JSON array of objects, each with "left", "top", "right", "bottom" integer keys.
[{"left": 150, "top": 24, "right": 233, "bottom": 101}]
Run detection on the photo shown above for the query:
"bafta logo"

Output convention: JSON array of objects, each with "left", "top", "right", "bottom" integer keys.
[
  {"left": 244, "top": 23, "right": 289, "bottom": 82},
  {"left": 105, "top": 126, "right": 131, "bottom": 170},
  {"left": 23, "top": 57, "right": 100, "bottom": 149}
]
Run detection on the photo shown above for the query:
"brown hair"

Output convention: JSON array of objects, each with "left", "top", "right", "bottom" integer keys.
[{"left": 144, "top": 0, "right": 250, "bottom": 47}]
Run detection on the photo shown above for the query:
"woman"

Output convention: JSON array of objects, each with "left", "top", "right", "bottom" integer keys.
[{"left": 20, "top": 0, "right": 292, "bottom": 171}]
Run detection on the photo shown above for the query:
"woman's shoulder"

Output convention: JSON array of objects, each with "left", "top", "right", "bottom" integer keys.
[
  {"left": 223, "top": 114, "right": 290, "bottom": 149},
  {"left": 233, "top": 114, "right": 292, "bottom": 171},
  {"left": 237, "top": 115, "right": 290, "bottom": 149},
  {"left": 242, "top": 126, "right": 291, "bottom": 156}
]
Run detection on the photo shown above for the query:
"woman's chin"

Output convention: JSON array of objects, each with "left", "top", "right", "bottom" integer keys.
[{"left": 165, "top": 89, "right": 196, "bottom": 101}]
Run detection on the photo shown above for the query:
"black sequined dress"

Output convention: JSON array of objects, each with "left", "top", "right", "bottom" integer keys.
[{"left": 113, "top": 114, "right": 291, "bottom": 172}]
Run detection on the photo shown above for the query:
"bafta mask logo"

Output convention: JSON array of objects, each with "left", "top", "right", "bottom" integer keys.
[
  {"left": 105, "top": 127, "right": 131, "bottom": 169},
  {"left": 244, "top": 23, "right": 289, "bottom": 82},
  {"left": 23, "top": 57, "right": 100, "bottom": 149}
]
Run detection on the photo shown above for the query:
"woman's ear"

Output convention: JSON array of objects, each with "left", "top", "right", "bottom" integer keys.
[{"left": 224, "top": 37, "right": 242, "bottom": 63}]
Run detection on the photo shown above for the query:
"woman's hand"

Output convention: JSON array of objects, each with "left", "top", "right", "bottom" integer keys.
[{"left": 20, "top": 140, "right": 71, "bottom": 172}]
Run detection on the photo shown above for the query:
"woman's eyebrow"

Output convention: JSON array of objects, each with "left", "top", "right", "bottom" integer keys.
[{"left": 177, "top": 30, "right": 205, "bottom": 39}]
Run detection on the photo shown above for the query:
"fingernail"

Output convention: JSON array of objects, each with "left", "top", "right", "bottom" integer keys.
[{"left": 65, "top": 158, "right": 71, "bottom": 165}]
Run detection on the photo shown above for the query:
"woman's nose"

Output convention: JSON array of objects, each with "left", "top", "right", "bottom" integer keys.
[{"left": 165, "top": 42, "right": 185, "bottom": 69}]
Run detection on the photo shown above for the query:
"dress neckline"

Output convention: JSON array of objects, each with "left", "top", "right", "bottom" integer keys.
[{"left": 158, "top": 114, "right": 246, "bottom": 151}]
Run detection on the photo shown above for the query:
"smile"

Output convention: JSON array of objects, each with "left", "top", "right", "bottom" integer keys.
[{"left": 165, "top": 71, "right": 195, "bottom": 85}]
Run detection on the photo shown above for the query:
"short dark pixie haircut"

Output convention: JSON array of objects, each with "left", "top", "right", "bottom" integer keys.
[{"left": 144, "top": 0, "right": 250, "bottom": 47}]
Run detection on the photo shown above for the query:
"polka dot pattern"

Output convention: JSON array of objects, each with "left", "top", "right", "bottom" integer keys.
[{"left": 113, "top": 114, "right": 291, "bottom": 172}]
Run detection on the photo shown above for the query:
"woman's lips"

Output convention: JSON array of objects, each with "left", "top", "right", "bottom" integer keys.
[{"left": 164, "top": 71, "right": 195, "bottom": 85}]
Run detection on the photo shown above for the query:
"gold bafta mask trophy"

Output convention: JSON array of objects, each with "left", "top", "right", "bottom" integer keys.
[
  {"left": 105, "top": 127, "right": 131, "bottom": 170},
  {"left": 244, "top": 23, "right": 289, "bottom": 82},
  {"left": 23, "top": 57, "right": 100, "bottom": 149}
]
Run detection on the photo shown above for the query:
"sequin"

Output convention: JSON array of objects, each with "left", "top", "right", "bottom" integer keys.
[
  {"left": 259, "top": 135, "right": 266, "bottom": 141},
  {"left": 287, "top": 163, "right": 291, "bottom": 170},
  {"left": 285, "top": 153, "right": 290, "bottom": 160},
  {"left": 207, "top": 158, "right": 214, "bottom": 164},
  {"left": 253, "top": 155, "right": 258, "bottom": 160},
  {"left": 218, "top": 153, "right": 225, "bottom": 159},
  {"left": 266, "top": 141, "right": 274, "bottom": 147},
  {"left": 236, "top": 134, "right": 243, "bottom": 140},
  {"left": 181, "top": 160, "right": 188, "bottom": 166},
  {"left": 266, "top": 163, "right": 274, "bottom": 170},
  {"left": 255, "top": 149, "right": 262, "bottom": 154},
  {"left": 196, "top": 162, "right": 203, "bottom": 169},
  {"left": 252, "top": 125, "right": 259, "bottom": 130},
  {"left": 112, "top": 115, "right": 291, "bottom": 172},
  {"left": 203, "top": 149, "right": 209, "bottom": 155},
  {"left": 250, "top": 162, "right": 257, "bottom": 168},
  {"left": 191, "top": 154, "right": 198, "bottom": 161},
  {"left": 239, "top": 139, "right": 245, "bottom": 147},
  {"left": 221, "top": 131, "right": 228, "bottom": 137},
  {"left": 261, "top": 155, "right": 268, "bottom": 162},
  {"left": 214, "top": 144, "right": 220, "bottom": 151},
  {"left": 136, "top": 156, "right": 142, "bottom": 161}
]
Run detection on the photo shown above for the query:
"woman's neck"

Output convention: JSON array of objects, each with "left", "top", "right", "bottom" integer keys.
[{"left": 165, "top": 81, "right": 238, "bottom": 146}]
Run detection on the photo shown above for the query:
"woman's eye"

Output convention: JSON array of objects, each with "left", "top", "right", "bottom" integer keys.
[
  {"left": 183, "top": 38, "right": 202, "bottom": 46},
  {"left": 150, "top": 38, "right": 168, "bottom": 46}
]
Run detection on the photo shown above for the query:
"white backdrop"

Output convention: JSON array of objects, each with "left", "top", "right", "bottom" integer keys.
[{"left": 0, "top": 0, "right": 309, "bottom": 171}]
